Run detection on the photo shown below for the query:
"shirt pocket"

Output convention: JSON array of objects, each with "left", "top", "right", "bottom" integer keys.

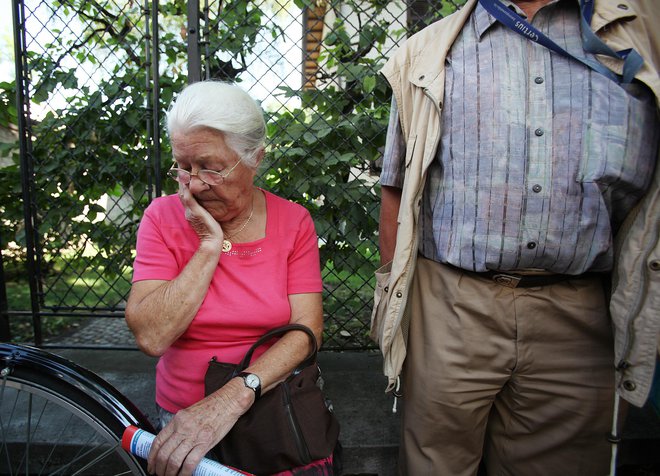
[
  {"left": 578, "top": 122, "right": 628, "bottom": 184},
  {"left": 577, "top": 83, "right": 658, "bottom": 187}
]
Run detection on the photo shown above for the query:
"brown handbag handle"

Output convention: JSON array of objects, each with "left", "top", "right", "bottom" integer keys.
[{"left": 233, "top": 324, "right": 318, "bottom": 376}]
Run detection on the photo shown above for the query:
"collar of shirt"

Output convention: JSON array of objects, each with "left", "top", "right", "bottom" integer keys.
[{"left": 474, "top": 0, "right": 566, "bottom": 40}]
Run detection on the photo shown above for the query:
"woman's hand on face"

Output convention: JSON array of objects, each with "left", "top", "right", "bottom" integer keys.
[
  {"left": 178, "top": 184, "right": 224, "bottom": 247},
  {"left": 147, "top": 380, "right": 253, "bottom": 476}
]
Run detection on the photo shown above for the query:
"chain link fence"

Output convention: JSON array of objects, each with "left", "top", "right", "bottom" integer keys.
[{"left": 1, "top": 0, "right": 463, "bottom": 350}]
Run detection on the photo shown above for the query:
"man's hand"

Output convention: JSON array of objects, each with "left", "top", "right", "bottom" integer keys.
[{"left": 379, "top": 185, "right": 402, "bottom": 265}]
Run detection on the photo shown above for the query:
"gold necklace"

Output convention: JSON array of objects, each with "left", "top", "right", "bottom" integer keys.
[{"left": 222, "top": 203, "right": 254, "bottom": 253}]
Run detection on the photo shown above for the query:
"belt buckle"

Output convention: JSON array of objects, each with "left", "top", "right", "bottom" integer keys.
[{"left": 491, "top": 273, "right": 522, "bottom": 288}]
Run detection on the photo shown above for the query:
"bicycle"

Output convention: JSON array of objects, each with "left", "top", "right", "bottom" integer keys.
[{"left": 0, "top": 342, "right": 155, "bottom": 475}]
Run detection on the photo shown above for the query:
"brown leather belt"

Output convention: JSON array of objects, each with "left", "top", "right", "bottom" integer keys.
[{"left": 447, "top": 265, "right": 601, "bottom": 288}]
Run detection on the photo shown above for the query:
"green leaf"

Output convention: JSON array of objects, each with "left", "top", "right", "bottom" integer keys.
[{"left": 362, "top": 75, "right": 377, "bottom": 94}]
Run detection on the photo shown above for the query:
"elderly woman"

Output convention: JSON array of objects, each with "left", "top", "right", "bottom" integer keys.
[{"left": 125, "top": 81, "right": 331, "bottom": 476}]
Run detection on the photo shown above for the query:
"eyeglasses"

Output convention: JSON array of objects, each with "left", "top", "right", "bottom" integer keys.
[{"left": 167, "top": 158, "right": 242, "bottom": 186}]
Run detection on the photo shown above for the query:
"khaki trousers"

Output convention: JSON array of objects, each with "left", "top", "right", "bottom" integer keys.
[{"left": 399, "top": 257, "right": 615, "bottom": 476}]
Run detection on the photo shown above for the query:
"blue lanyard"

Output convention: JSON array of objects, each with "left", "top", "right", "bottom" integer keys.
[{"left": 478, "top": 0, "right": 643, "bottom": 84}]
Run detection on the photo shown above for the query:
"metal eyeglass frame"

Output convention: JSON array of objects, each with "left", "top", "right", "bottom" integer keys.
[{"left": 167, "top": 158, "right": 243, "bottom": 186}]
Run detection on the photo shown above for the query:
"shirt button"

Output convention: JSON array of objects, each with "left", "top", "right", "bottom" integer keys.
[
  {"left": 396, "top": 291, "right": 403, "bottom": 298},
  {"left": 527, "top": 241, "right": 537, "bottom": 249},
  {"left": 534, "top": 76, "right": 544, "bottom": 84},
  {"left": 532, "top": 184, "right": 542, "bottom": 193},
  {"left": 649, "top": 260, "right": 660, "bottom": 271},
  {"left": 617, "top": 3, "right": 628, "bottom": 10},
  {"left": 623, "top": 380, "right": 636, "bottom": 391},
  {"left": 535, "top": 128, "right": 544, "bottom": 136}
]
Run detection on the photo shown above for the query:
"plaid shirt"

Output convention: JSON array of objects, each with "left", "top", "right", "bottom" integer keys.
[{"left": 380, "top": 0, "right": 659, "bottom": 274}]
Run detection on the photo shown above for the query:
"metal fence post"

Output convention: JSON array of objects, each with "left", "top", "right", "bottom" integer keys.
[
  {"left": 0, "top": 234, "right": 10, "bottom": 342},
  {"left": 152, "top": 0, "right": 162, "bottom": 198},
  {"left": 187, "top": 0, "right": 201, "bottom": 84},
  {"left": 13, "top": 0, "right": 42, "bottom": 345}
]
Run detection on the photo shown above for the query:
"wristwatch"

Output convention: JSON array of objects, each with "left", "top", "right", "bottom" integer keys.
[{"left": 237, "top": 372, "right": 262, "bottom": 400}]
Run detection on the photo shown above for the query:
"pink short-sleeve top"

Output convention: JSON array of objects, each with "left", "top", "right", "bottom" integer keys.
[{"left": 132, "top": 190, "right": 323, "bottom": 412}]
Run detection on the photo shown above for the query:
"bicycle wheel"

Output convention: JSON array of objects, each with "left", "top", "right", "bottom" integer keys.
[{"left": 0, "top": 343, "right": 155, "bottom": 475}]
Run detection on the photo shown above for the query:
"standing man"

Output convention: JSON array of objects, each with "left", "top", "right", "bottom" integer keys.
[{"left": 371, "top": 0, "right": 659, "bottom": 474}]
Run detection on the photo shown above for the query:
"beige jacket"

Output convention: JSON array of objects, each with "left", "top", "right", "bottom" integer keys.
[{"left": 371, "top": 0, "right": 660, "bottom": 406}]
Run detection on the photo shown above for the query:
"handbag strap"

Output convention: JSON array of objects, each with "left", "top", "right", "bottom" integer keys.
[{"left": 235, "top": 324, "right": 318, "bottom": 374}]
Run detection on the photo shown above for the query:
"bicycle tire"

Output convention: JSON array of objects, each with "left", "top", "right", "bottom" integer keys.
[{"left": 0, "top": 343, "right": 155, "bottom": 475}]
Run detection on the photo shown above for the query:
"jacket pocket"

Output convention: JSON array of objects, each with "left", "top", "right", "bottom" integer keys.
[
  {"left": 405, "top": 134, "right": 417, "bottom": 168},
  {"left": 370, "top": 261, "right": 393, "bottom": 346}
]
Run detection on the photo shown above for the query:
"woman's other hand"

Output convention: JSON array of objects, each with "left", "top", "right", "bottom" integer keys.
[{"left": 147, "top": 378, "right": 254, "bottom": 476}]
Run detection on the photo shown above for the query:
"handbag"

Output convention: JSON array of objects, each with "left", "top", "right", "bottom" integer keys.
[{"left": 204, "top": 323, "right": 340, "bottom": 475}]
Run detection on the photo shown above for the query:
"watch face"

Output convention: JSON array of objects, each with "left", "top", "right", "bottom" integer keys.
[{"left": 245, "top": 374, "right": 260, "bottom": 389}]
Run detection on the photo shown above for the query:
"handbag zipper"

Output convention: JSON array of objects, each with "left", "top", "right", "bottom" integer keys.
[{"left": 282, "top": 384, "right": 312, "bottom": 463}]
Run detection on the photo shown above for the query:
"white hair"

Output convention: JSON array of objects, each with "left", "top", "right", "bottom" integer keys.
[{"left": 166, "top": 81, "right": 266, "bottom": 168}]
